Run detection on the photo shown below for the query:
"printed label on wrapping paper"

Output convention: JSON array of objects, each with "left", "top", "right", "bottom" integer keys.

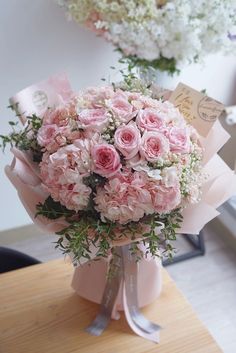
[
  {"left": 169, "top": 83, "right": 225, "bottom": 137},
  {"left": 9, "top": 73, "right": 72, "bottom": 124}
]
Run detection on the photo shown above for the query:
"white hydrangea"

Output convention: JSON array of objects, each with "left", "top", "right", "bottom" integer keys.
[{"left": 59, "top": 0, "right": 236, "bottom": 68}]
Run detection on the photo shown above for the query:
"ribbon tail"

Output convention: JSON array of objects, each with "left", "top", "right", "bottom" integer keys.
[
  {"left": 122, "top": 244, "right": 161, "bottom": 342},
  {"left": 86, "top": 248, "right": 122, "bottom": 336},
  {"left": 132, "top": 311, "right": 162, "bottom": 334},
  {"left": 123, "top": 284, "right": 160, "bottom": 343},
  {"left": 86, "top": 312, "right": 111, "bottom": 336}
]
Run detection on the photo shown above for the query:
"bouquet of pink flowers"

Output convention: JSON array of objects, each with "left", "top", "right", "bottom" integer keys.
[
  {"left": 2, "top": 74, "right": 236, "bottom": 342},
  {"left": 2, "top": 81, "right": 203, "bottom": 263}
]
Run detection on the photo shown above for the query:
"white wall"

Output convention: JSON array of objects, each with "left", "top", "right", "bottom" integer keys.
[{"left": 0, "top": 0, "right": 236, "bottom": 231}]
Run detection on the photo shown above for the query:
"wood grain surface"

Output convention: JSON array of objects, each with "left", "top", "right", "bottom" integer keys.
[{"left": 0, "top": 259, "right": 222, "bottom": 353}]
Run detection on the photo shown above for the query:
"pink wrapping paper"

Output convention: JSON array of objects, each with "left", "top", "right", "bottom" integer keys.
[
  {"left": 5, "top": 147, "right": 68, "bottom": 233},
  {"left": 71, "top": 256, "right": 162, "bottom": 317},
  {"left": 9, "top": 73, "right": 73, "bottom": 124}
]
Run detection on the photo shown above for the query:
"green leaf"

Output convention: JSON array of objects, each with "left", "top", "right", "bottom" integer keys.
[{"left": 36, "top": 196, "right": 75, "bottom": 220}]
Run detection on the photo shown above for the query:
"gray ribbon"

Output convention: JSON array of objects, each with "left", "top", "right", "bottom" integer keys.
[
  {"left": 122, "top": 245, "right": 162, "bottom": 334},
  {"left": 86, "top": 247, "right": 122, "bottom": 336},
  {"left": 86, "top": 245, "right": 161, "bottom": 338}
]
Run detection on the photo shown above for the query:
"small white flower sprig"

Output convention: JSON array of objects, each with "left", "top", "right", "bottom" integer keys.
[{"left": 101, "top": 114, "right": 122, "bottom": 144}]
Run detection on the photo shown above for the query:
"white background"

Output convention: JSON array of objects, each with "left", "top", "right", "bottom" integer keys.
[{"left": 0, "top": 0, "right": 236, "bottom": 231}]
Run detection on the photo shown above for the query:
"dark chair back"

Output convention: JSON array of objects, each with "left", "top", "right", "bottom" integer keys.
[{"left": 0, "top": 247, "right": 41, "bottom": 273}]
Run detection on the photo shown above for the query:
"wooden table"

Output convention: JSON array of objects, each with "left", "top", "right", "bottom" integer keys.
[{"left": 0, "top": 259, "right": 222, "bottom": 353}]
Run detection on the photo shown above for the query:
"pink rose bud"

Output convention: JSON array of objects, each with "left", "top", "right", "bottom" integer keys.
[
  {"left": 140, "top": 131, "right": 170, "bottom": 162},
  {"left": 114, "top": 122, "right": 141, "bottom": 159},
  {"left": 91, "top": 143, "right": 121, "bottom": 177}
]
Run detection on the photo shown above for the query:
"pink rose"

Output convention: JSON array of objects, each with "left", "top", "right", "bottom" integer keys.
[
  {"left": 149, "top": 182, "right": 181, "bottom": 214},
  {"left": 82, "top": 86, "right": 115, "bottom": 108},
  {"left": 159, "top": 102, "right": 184, "bottom": 125},
  {"left": 114, "top": 122, "right": 141, "bottom": 159},
  {"left": 78, "top": 108, "right": 109, "bottom": 131},
  {"left": 140, "top": 131, "right": 170, "bottom": 162},
  {"left": 37, "top": 124, "right": 58, "bottom": 147},
  {"left": 37, "top": 125, "right": 73, "bottom": 153},
  {"left": 137, "top": 108, "right": 165, "bottom": 132},
  {"left": 106, "top": 92, "right": 134, "bottom": 123},
  {"left": 127, "top": 92, "right": 144, "bottom": 110},
  {"left": 91, "top": 143, "right": 121, "bottom": 177},
  {"left": 167, "top": 127, "right": 190, "bottom": 153},
  {"left": 140, "top": 96, "right": 163, "bottom": 109},
  {"left": 43, "top": 103, "right": 76, "bottom": 127}
]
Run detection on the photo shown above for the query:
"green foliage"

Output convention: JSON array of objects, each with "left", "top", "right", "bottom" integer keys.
[
  {"left": 140, "top": 209, "right": 183, "bottom": 260},
  {"left": 0, "top": 112, "right": 43, "bottom": 162},
  {"left": 55, "top": 217, "right": 117, "bottom": 263},
  {"left": 158, "top": 209, "right": 183, "bottom": 259},
  {"left": 118, "top": 50, "right": 180, "bottom": 76},
  {"left": 53, "top": 207, "right": 182, "bottom": 264},
  {"left": 56, "top": 220, "right": 95, "bottom": 262},
  {"left": 36, "top": 192, "right": 183, "bottom": 264},
  {"left": 36, "top": 196, "right": 76, "bottom": 220}
]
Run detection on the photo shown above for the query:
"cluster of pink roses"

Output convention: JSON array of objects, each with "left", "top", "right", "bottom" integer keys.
[{"left": 38, "top": 86, "right": 202, "bottom": 223}]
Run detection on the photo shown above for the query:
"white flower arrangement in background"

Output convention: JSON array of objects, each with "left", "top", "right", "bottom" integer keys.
[{"left": 58, "top": 0, "right": 236, "bottom": 73}]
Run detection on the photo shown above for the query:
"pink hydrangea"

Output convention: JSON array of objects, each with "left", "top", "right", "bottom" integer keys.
[
  {"left": 94, "top": 171, "right": 154, "bottom": 224},
  {"left": 40, "top": 143, "right": 92, "bottom": 211},
  {"left": 57, "top": 183, "right": 92, "bottom": 211},
  {"left": 154, "top": 183, "right": 181, "bottom": 213},
  {"left": 147, "top": 180, "right": 181, "bottom": 214}
]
